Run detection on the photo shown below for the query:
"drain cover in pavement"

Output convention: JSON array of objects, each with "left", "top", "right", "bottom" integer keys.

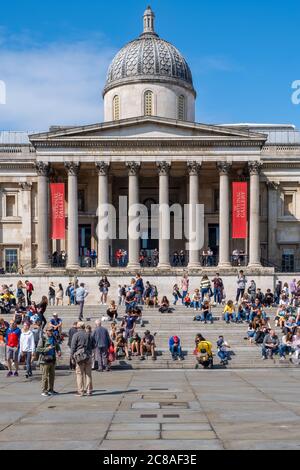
[
  {"left": 163, "top": 414, "right": 180, "bottom": 418},
  {"left": 140, "top": 414, "right": 158, "bottom": 418}
]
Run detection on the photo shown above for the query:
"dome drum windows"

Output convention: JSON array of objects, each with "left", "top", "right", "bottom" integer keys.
[
  {"left": 113, "top": 95, "right": 120, "bottom": 120},
  {"left": 178, "top": 95, "right": 186, "bottom": 121},
  {"left": 144, "top": 90, "right": 153, "bottom": 116}
]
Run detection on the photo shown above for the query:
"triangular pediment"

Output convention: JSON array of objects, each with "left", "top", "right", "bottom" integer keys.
[{"left": 29, "top": 116, "right": 267, "bottom": 144}]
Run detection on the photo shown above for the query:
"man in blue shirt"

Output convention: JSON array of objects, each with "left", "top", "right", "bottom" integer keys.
[{"left": 169, "top": 336, "right": 183, "bottom": 361}]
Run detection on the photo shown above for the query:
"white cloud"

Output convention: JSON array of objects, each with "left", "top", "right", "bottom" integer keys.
[{"left": 0, "top": 37, "right": 116, "bottom": 131}]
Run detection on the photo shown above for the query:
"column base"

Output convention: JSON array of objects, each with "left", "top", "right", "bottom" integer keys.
[
  {"left": 97, "top": 264, "right": 110, "bottom": 271},
  {"left": 248, "top": 263, "right": 262, "bottom": 268},
  {"left": 66, "top": 264, "right": 80, "bottom": 271},
  {"left": 127, "top": 264, "right": 141, "bottom": 272},
  {"left": 35, "top": 264, "right": 50, "bottom": 271},
  {"left": 158, "top": 263, "right": 171, "bottom": 270},
  {"left": 188, "top": 263, "right": 201, "bottom": 269},
  {"left": 218, "top": 262, "right": 232, "bottom": 268}
]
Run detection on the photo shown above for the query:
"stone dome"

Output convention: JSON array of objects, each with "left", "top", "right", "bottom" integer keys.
[{"left": 103, "top": 6, "right": 195, "bottom": 96}]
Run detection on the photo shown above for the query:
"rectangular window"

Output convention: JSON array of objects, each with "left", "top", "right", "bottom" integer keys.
[
  {"left": 282, "top": 254, "right": 294, "bottom": 272},
  {"left": 5, "top": 249, "right": 18, "bottom": 273},
  {"left": 284, "top": 194, "right": 293, "bottom": 216},
  {"left": 6, "top": 195, "right": 16, "bottom": 217}
]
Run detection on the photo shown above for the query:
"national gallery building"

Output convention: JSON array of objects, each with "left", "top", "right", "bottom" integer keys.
[{"left": 0, "top": 7, "right": 300, "bottom": 276}]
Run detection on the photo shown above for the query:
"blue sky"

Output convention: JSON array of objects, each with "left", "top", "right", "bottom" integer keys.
[{"left": 0, "top": 0, "right": 299, "bottom": 131}]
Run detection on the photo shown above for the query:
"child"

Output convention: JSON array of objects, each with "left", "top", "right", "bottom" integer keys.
[{"left": 183, "top": 293, "right": 191, "bottom": 308}]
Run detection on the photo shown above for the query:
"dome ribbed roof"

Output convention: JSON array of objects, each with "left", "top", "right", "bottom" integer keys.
[{"left": 103, "top": 7, "right": 195, "bottom": 95}]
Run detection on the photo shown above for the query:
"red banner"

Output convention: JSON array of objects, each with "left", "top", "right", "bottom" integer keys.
[
  {"left": 232, "top": 182, "right": 248, "bottom": 239},
  {"left": 50, "top": 183, "right": 65, "bottom": 240}
]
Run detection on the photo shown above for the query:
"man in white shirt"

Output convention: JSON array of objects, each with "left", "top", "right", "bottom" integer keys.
[{"left": 20, "top": 322, "right": 35, "bottom": 378}]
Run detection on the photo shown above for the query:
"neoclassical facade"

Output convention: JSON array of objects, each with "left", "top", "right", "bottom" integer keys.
[{"left": 0, "top": 7, "right": 300, "bottom": 274}]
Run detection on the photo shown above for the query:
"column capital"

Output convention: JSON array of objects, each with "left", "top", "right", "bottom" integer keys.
[
  {"left": 157, "top": 161, "right": 171, "bottom": 176},
  {"left": 35, "top": 162, "right": 50, "bottom": 177},
  {"left": 64, "top": 162, "right": 80, "bottom": 176},
  {"left": 248, "top": 161, "right": 262, "bottom": 175},
  {"left": 266, "top": 180, "right": 280, "bottom": 190},
  {"left": 126, "top": 162, "right": 140, "bottom": 176},
  {"left": 19, "top": 182, "right": 33, "bottom": 191},
  {"left": 217, "top": 162, "right": 232, "bottom": 175},
  {"left": 96, "top": 162, "right": 110, "bottom": 176},
  {"left": 187, "top": 161, "right": 201, "bottom": 176}
]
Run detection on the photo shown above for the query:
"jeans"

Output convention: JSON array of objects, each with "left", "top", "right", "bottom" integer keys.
[
  {"left": 214, "top": 288, "right": 222, "bottom": 304},
  {"left": 170, "top": 345, "right": 182, "bottom": 358},
  {"left": 24, "top": 352, "right": 32, "bottom": 375},
  {"left": 182, "top": 291, "right": 187, "bottom": 304},
  {"left": 218, "top": 350, "right": 228, "bottom": 362},
  {"left": 125, "top": 301, "right": 136, "bottom": 313},
  {"left": 201, "top": 288, "right": 210, "bottom": 301},
  {"left": 237, "top": 310, "right": 248, "bottom": 322},
  {"left": 193, "top": 301, "right": 200, "bottom": 310},
  {"left": 95, "top": 347, "right": 109, "bottom": 370},
  {"left": 173, "top": 294, "right": 179, "bottom": 305},
  {"left": 78, "top": 301, "right": 84, "bottom": 320},
  {"left": 201, "top": 311, "right": 213, "bottom": 323},
  {"left": 262, "top": 346, "right": 279, "bottom": 358},
  {"left": 279, "top": 345, "right": 292, "bottom": 357},
  {"left": 224, "top": 312, "right": 236, "bottom": 322},
  {"left": 236, "top": 288, "right": 245, "bottom": 302}
]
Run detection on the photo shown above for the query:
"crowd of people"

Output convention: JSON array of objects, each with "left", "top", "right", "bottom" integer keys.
[{"left": 1, "top": 272, "right": 300, "bottom": 396}]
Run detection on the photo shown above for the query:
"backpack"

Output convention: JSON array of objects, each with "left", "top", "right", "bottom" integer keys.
[{"left": 73, "top": 347, "right": 90, "bottom": 364}]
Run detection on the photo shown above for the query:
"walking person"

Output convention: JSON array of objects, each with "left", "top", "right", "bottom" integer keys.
[
  {"left": 92, "top": 320, "right": 111, "bottom": 372},
  {"left": 36, "top": 326, "right": 61, "bottom": 397},
  {"left": 5, "top": 320, "right": 21, "bottom": 377},
  {"left": 71, "top": 322, "right": 94, "bottom": 397},
  {"left": 19, "top": 321, "right": 35, "bottom": 378},
  {"left": 37, "top": 296, "right": 48, "bottom": 330},
  {"left": 68, "top": 322, "right": 78, "bottom": 370},
  {"left": 76, "top": 283, "right": 89, "bottom": 321},
  {"left": 25, "top": 280, "right": 34, "bottom": 306},
  {"left": 55, "top": 283, "right": 64, "bottom": 306},
  {"left": 48, "top": 282, "right": 56, "bottom": 306}
]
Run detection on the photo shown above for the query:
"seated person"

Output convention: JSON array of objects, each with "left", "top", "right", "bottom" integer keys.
[
  {"left": 275, "top": 306, "right": 288, "bottom": 328},
  {"left": 279, "top": 331, "right": 294, "bottom": 360},
  {"left": 125, "top": 290, "right": 136, "bottom": 313},
  {"left": 140, "top": 330, "right": 156, "bottom": 361},
  {"left": 249, "top": 298, "right": 262, "bottom": 322},
  {"left": 262, "top": 330, "right": 279, "bottom": 360},
  {"left": 183, "top": 293, "right": 191, "bottom": 308},
  {"left": 107, "top": 300, "right": 118, "bottom": 321},
  {"left": 158, "top": 296, "right": 172, "bottom": 314},
  {"left": 199, "top": 300, "right": 213, "bottom": 324},
  {"left": 192, "top": 289, "right": 201, "bottom": 311},
  {"left": 121, "top": 310, "right": 136, "bottom": 340},
  {"left": 132, "top": 306, "right": 145, "bottom": 328},
  {"left": 169, "top": 335, "right": 183, "bottom": 361},
  {"left": 115, "top": 329, "right": 130, "bottom": 360},
  {"left": 49, "top": 313, "right": 63, "bottom": 341},
  {"left": 109, "top": 322, "right": 117, "bottom": 342},
  {"left": 283, "top": 316, "right": 297, "bottom": 336},
  {"left": 245, "top": 321, "right": 257, "bottom": 343},
  {"left": 224, "top": 300, "right": 236, "bottom": 323},
  {"left": 129, "top": 332, "right": 141, "bottom": 357},
  {"left": 264, "top": 289, "right": 274, "bottom": 308},
  {"left": 254, "top": 324, "right": 269, "bottom": 345},
  {"left": 256, "top": 289, "right": 265, "bottom": 304},
  {"left": 194, "top": 334, "right": 213, "bottom": 368},
  {"left": 237, "top": 302, "right": 249, "bottom": 323},
  {"left": 217, "top": 336, "right": 230, "bottom": 365}
]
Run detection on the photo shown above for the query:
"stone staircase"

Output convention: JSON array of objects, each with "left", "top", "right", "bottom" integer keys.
[{"left": 44, "top": 304, "right": 297, "bottom": 370}]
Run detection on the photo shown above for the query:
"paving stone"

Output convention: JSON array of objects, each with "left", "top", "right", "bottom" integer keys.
[
  {"left": 99, "top": 439, "right": 224, "bottom": 450},
  {"left": 162, "top": 430, "right": 216, "bottom": 440},
  {"left": 106, "top": 431, "right": 160, "bottom": 440},
  {"left": 131, "top": 402, "right": 160, "bottom": 409},
  {"left": 162, "top": 423, "right": 211, "bottom": 431}
]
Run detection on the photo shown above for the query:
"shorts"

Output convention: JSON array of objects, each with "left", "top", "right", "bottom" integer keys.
[{"left": 7, "top": 347, "right": 19, "bottom": 362}]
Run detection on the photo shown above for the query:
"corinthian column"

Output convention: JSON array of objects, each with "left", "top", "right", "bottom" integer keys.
[
  {"left": 248, "top": 161, "right": 262, "bottom": 267},
  {"left": 217, "top": 162, "right": 232, "bottom": 267},
  {"left": 65, "top": 162, "right": 80, "bottom": 270},
  {"left": 36, "top": 162, "right": 50, "bottom": 270},
  {"left": 157, "top": 162, "right": 171, "bottom": 269},
  {"left": 127, "top": 162, "right": 140, "bottom": 270},
  {"left": 187, "top": 162, "right": 201, "bottom": 268},
  {"left": 19, "top": 182, "right": 33, "bottom": 270},
  {"left": 96, "top": 162, "right": 110, "bottom": 269}
]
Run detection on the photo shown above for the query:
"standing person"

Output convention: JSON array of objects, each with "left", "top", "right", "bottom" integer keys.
[
  {"left": 19, "top": 321, "right": 35, "bottom": 378},
  {"left": 68, "top": 322, "right": 78, "bottom": 370},
  {"left": 212, "top": 273, "right": 223, "bottom": 305},
  {"left": 16, "top": 280, "right": 26, "bottom": 306},
  {"left": 248, "top": 280, "right": 257, "bottom": 303},
  {"left": 71, "top": 322, "right": 94, "bottom": 397},
  {"left": 55, "top": 283, "right": 64, "bottom": 306},
  {"left": 134, "top": 274, "right": 144, "bottom": 305},
  {"left": 65, "top": 282, "right": 73, "bottom": 306},
  {"left": 36, "top": 326, "right": 61, "bottom": 397},
  {"left": 5, "top": 320, "right": 21, "bottom": 377},
  {"left": 25, "top": 280, "right": 34, "bottom": 306},
  {"left": 181, "top": 274, "right": 189, "bottom": 305},
  {"left": 76, "top": 283, "right": 89, "bottom": 321},
  {"left": 48, "top": 282, "right": 56, "bottom": 306},
  {"left": 92, "top": 320, "right": 111, "bottom": 372},
  {"left": 98, "top": 276, "right": 110, "bottom": 305},
  {"left": 200, "top": 275, "right": 212, "bottom": 302},
  {"left": 236, "top": 271, "right": 247, "bottom": 304},
  {"left": 37, "top": 296, "right": 48, "bottom": 330}
]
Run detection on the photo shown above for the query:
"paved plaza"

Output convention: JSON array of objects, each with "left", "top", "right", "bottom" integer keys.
[{"left": 1, "top": 368, "right": 300, "bottom": 450}]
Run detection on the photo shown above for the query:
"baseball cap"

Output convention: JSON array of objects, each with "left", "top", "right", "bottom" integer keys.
[{"left": 173, "top": 336, "right": 179, "bottom": 343}]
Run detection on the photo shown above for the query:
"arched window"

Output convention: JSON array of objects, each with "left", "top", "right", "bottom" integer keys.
[
  {"left": 178, "top": 95, "right": 186, "bottom": 120},
  {"left": 144, "top": 90, "right": 153, "bottom": 116},
  {"left": 113, "top": 95, "right": 120, "bottom": 120}
]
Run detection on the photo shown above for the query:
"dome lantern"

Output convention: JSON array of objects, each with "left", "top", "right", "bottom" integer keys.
[{"left": 142, "top": 5, "right": 158, "bottom": 37}]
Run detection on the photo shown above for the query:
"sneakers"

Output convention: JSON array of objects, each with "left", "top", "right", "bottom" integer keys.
[
  {"left": 41, "top": 392, "right": 49, "bottom": 397},
  {"left": 6, "top": 371, "right": 13, "bottom": 377},
  {"left": 13, "top": 372, "right": 19, "bottom": 377},
  {"left": 48, "top": 390, "right": 59, "bottom": 395}
]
